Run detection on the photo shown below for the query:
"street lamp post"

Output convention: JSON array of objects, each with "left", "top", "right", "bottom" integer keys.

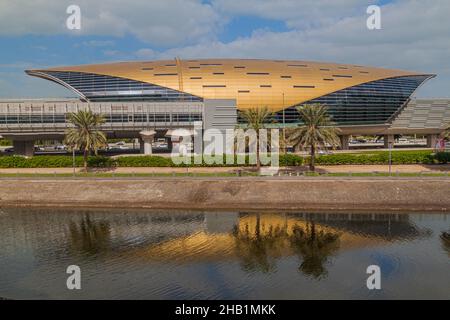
[
  {"left": 72, "top": 148, "right": 76, "bottom": 177},
  {"left": 388, "top": 141, "right": 393, "bottom": 175},
  {"left": 282, "top": 93, "right": 286, "bottom": 154}
]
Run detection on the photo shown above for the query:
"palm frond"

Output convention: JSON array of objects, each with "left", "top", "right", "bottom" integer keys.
[
  {"left": 288, "top": 104, "right": 341, "bottom": 151},
  {"left": 64, "top": 109, "right": 107, "bottom": 154}
]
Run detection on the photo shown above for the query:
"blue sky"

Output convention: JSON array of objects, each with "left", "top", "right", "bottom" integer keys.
[{"left": 0, "top": 0, "right": 449, "bottom": 98}]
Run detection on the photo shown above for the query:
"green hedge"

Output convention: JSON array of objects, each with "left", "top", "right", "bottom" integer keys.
[
  {"left": 116, "top": 156, "right": 173, "bottom": 167},
  {"left": 0, "top": 152, "right": 448, "bottom": 168},
  {"left": 117, "top": 154, "right": 304, "bottom": 167},
  {"left": 314, "top": 151, "right": 436, "bottom": 165},
  {"left": 434, "top": 152, "right": 450, "bottom": 164},
  {"left": 0, "top": 139, "right": 12, "bottom": 146},
  {"left": 0, "top": 154, "right": 303, "bottom": 168},
  {"left": 0, "top": 155, "right": 114, "bottom": 168}
]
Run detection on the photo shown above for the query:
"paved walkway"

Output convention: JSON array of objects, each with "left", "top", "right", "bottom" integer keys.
[{"left": 0, "top": 164, "right": 449, "bottom": 174}]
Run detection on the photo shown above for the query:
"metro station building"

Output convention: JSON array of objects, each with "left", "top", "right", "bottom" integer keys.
[{"left": 1, "top": 58, "right": 449, "bottom": 156}]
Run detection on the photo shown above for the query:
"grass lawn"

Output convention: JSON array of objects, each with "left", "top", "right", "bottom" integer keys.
[{"left": 0, "top": 171, "right": 448, "bottom": 178}]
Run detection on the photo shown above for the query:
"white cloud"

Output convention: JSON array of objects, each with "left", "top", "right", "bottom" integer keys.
[
  {"left": 212, "top": 0, "right": 367, "bottom": 29},
  {"left": 132, "top": 0, "right": 450, "bottom": 97},
  {"left": 0, "top": 0, "right": 220, "bottom": 46},
  {"left": 1, "top": 0, "right": 449, "bottom": 97}
]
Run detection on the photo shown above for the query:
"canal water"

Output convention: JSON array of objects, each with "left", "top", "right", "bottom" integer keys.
[{"left": 0, "top": 208, "right": 448, "bottom": 299}]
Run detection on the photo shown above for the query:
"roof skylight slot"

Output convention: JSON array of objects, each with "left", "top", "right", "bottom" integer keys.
[
  {"left": 247, "top": 72, "right": 269, "bottom": 75},
  {"left": 260, "top": 85, "right": 272, "bottom": 88},
  {"left": 154, "top": 73, "right": 178, "bottom": 76},
  {"left": 333, "top": 74, "right": 353, "bottom": 78},
  {"left": 287, "top": 64, "right": 308, "bottom": 67},
  {"left": 203, "top": 85, "right": 226, "bottom": 88},
  {"left": 280, "top": 75, "right": 291, "bottom": 78},
  {"left": 293, "top": 85, "right": 315, "bottom": 88}
]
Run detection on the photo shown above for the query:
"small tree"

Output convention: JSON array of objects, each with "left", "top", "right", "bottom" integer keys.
[
  {"left": 64, "top": 110, "right": 107, "bottom": 172},
  {"left": 288, "top": 104, "right": 341, "bottom": 172},
  {"left": 443, "top": 123, "right": 450, "bottom": 141},
  {"left": 239, "top": 107, "right": 273, "bottom": 171}
]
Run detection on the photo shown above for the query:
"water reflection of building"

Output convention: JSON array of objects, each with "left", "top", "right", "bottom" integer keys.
[{"left": 0, "top": 209, "right": 433, "bottom": 270}]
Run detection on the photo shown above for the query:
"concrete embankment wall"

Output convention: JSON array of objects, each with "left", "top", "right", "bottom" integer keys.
[{"left": 0, "top": 178, "right": 449, "bottom": 211}]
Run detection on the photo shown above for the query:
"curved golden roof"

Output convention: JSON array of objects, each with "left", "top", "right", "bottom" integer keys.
[{"left": 31, "top": 59, "right": 433, "bottom": 112}]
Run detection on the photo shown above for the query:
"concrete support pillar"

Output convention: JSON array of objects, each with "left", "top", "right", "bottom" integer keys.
[
  {"left": 139, "top": 139, "right": 145, "bottom": 154},
  {"left": 13, "top": 140, "right": 35, "bottom": 157},
  {"left": 384, "top": 135, "right": 395, "bottom": 148},
  {"left": 427, "top": 134, "right": 438, "bottom": 148},
  {"left": 139, "top": 130, "right": 156, "bottom": 155},
  {"left": 339, "top": 135, "right": 350, "bottom": 150}
]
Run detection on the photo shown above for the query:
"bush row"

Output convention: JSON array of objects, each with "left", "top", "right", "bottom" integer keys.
[
  {"left": 0, "top": 151, "right": 448, "bottom": 168},
  {"left": 0, "top": 154, "right": 304, "bottom": 168},
  {"left": 0, "top": 155, "right": 115, "bottom": 168},
  {"left": 314, "top": 150, "right": 438, "bottom": 165},
  {"left": 116, "top": 153, "right": 305, "bottom": 167},
  {"left": 0, "top": 139, "right": 12, "bottom": 146}
]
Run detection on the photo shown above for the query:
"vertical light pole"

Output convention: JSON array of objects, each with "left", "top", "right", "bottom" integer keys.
[
  {"left": 282, "top": 93, "right": 286, "bottom": 154},
  {"left": 72, "top": 147, "right": 76, "bottom": 177},
  {"left": 388, "top": 141, "right": 393, "bottom": 176}
]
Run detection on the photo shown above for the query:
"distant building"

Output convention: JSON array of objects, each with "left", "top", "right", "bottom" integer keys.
[{"left": 0, "top": 59, "right": 448, "bottom": 156}]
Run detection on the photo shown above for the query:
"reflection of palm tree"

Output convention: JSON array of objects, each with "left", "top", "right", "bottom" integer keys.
[
  {"left": 68, "top": 214, "right": 111, "bottom": 255},
  {"left": 440, "top": 232, "right": 450, "bottom": 257},
  {"left": 232, "top": 213, "right": 288, "bottom": 273},
  {"left": 289, "top": 221, "right": 340, "bottom": 279}
]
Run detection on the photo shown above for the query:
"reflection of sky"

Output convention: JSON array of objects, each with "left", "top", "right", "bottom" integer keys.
[{"left": 0, "top": 209, "right": 448, "bottom": 299}]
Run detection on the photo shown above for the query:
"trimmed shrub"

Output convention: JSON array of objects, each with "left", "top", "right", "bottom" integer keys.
[
  {"left": 116, "top": 156, "right": 173, "bottom": 167},
  {"left": 0, "top": 151, "right": 447, "bottom": 168},
  {"left": 0, "top": 155, "right": 113, "bottom": 168},
  {"left": 279, "top": 154, "right": 304, "bottom": 166},
  {"left": 87, "top": 156, "right": 116, "bottom": 167},
  {"left": 0, "top": 139, "right": 12, "bottom": 146},
  {"left": 314, "top": 151, "right": 435, "bottom": 165},
  {"left": 434, "top": 152, "right": 450, "bottom": 164}
]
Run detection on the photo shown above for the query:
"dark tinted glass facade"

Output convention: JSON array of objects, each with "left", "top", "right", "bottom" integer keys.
[
  {"left": 40, "top": 71, "right": 202, "bottom": 102},
  {"left": 274, "top": 75, "right": 430, "bottom": 125}
]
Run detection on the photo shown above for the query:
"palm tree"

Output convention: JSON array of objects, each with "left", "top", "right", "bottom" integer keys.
[
  {"left": 288, "top": 104, "right": 341, "bottom": 171},
  {"left": 239, "top": 107, "right": 273, "bottom": 171},
  {"left": 443, "top": 123, "right": 450, "bottom": 141},
  {"left": 232, "top": 213, "right": 289, "bottom": 273},
  {"left": 441, "top": 232, "right": 450, "bottom": 257},
  {"left": 64, "top": 109, "right": 107, "bottom": 172},
  {"left": 289, "top": 221, "right": 341, "bottom": 279}
]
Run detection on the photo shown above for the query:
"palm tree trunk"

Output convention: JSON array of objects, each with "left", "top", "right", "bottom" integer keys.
[
  {"left": 256, "top": 136, "right": 261, "bottom": 172},
  {"left": 310, "top": 144, "right": 315, "bottom": 172},
  {"left": 255, "top": 213, "right": 261, "bottom": 240},
  {"left": 83, "top": 149, "right": 88, "bottom": 173}
]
